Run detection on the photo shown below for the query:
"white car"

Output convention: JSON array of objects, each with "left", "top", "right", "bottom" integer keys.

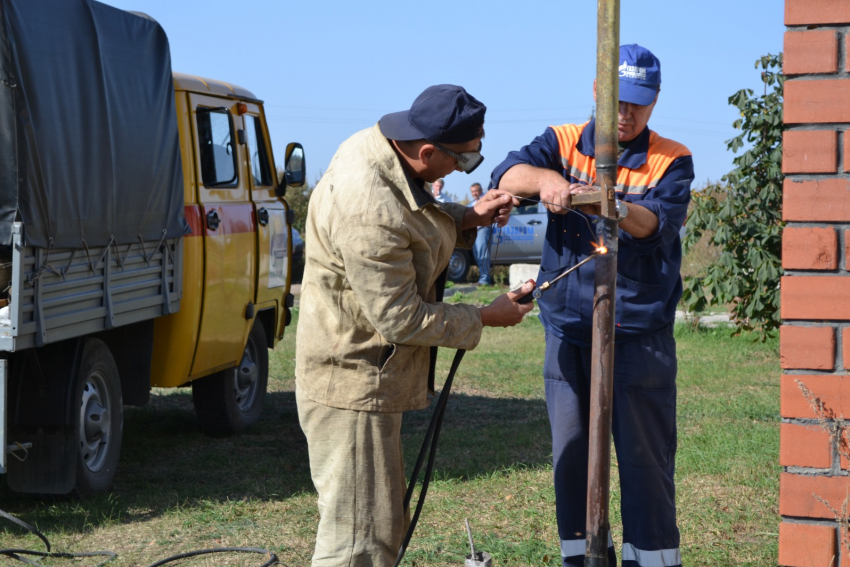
[{"left": 448, "top": 203, "right": 547, "bottom": 282}]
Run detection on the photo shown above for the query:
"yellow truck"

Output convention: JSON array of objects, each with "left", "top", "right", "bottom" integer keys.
[{"left": 0, "top": 0, "right": 304, "bottom": 494}]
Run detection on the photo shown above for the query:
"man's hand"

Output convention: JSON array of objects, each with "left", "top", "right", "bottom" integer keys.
[
  {"left": 496, "top": 164, "right": 572, "bottom": 215},
  {"left": 537, "top": 176, "right": 573, "bottom": 215},
  {"left": 461, "top": 190, "right": 514, "bottom": 229},
  {"left": 569, "top": 183, "right": 601, "bottom": 216},
  {"left": 478, "top": 280, "right": 535, "bottom": 327}
]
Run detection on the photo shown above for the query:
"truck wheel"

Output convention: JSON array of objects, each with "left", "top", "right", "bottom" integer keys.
[
  {"left": 447, "top": 249, "right": 472, "bottom": 283},
  {"left": 75, "top": 338, "right": 123, "bottom": 496},
  {"left": 192, "top": 321, "right": 269, "bottom": 436}
]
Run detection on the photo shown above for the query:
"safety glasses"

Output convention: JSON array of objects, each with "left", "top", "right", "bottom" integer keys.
[{"left": 427, "top": 140, "right": 484, "bottom": 174}]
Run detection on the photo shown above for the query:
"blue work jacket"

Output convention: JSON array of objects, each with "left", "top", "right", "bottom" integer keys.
[{"left": 490, "top": 120, "right": 694, "bottom": 346}]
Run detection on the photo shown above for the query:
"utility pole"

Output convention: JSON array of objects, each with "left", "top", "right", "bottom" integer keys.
[{"left": 585, "top": 1, "right": 619, "bottom": 565}]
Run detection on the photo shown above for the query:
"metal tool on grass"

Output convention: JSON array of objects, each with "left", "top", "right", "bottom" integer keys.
[{"left": 464, "top": 519, "right": 491, "bottom": 567}]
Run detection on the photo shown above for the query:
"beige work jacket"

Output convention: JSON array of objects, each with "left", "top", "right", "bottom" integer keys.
[{"left": 295, "top": 124, "right": 483, "bottom": 413}]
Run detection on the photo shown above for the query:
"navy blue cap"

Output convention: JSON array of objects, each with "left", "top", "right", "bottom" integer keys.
[
  {"left": 379, "top": 84, "right": 486, "bottom": 144},
  {"left": 618, "top": 44, "right": 661, "bottom": 106}
]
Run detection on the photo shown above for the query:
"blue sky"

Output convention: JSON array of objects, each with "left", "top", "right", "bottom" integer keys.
[{"left": 103, "top": 0, "right": 785, "bottom": 202}]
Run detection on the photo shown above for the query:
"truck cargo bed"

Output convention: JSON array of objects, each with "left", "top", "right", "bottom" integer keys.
[{"left": 0, "top": 224, "right": 182, "bottom": 352}]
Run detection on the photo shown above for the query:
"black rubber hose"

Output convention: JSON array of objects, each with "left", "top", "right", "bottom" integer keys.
[
  {"left": 145, "top": 547, "right": 278, "bottom": 567},
  {"left": 393, "top": 348, "right": 466, "bottom": 567},
  {"left": 0, "top": 506, "right": 279, "bottom": 567}
]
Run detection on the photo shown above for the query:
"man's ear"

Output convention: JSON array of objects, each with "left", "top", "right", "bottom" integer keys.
[{"left": 419, "top": 143, "right": 435, "bottom": 166}]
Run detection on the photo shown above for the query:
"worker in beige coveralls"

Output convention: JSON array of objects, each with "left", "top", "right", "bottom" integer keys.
[{"left": 295, "top": 84, "right": 534, "bottom": 567}]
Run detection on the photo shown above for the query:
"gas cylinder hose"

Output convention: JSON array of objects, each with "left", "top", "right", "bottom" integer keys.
[
  {"left": 393, "top": 348, "right": 466, "bottom": 567},
  {"left": 0, "top": 507, "right": 280, "bottom": 567}
]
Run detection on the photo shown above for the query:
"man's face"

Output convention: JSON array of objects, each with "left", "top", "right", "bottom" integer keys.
[
  {"left": 470, "top": 185, "right": 482, "bottom": 200},
  {"left": 432, "top": 180, "right": 444, "bottom": 195},
  {"left": 422, "top": 137, "right": 482, "bottom": 183},
  {"left": 592, "top": 80, "right": 658, "bottom": 142},
  {"left": 617, "top": 97, "right": 657, "bottom": 142}
]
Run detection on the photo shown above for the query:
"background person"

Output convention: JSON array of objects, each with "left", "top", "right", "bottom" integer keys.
[
  {"left": 296, "top": 84, "right": 534, "bottom": 567},
  {"left": 490, "top": 44, "right": 693, "bottom": 567},
  {"left": 431, "top": 177, "right": 452, "bottom": 203},
  {"left": 468, "top": 182, "right": 493, "bottom": 285}
]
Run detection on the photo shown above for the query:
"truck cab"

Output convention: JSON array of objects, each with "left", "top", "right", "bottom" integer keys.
[
  {"left": 149, "top": 74, "right": 302, "bottom": 435},
  {"left": 0, "top": 1, "right": 305, "bottom": 495}
]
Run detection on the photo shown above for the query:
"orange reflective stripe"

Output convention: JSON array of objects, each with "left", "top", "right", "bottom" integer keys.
[
  {"left": 552, "top": 123, "right": 595, "bottom": 184},
  {"left": 554, "top": 124, "right": 691, "bottom": 196}
]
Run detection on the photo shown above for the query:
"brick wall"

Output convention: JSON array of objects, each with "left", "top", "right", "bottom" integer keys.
[{"left": 780, "top": 1, "right": 850, "bottom": 565}]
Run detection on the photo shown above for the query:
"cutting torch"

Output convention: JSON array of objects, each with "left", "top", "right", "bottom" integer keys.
[{"left": 516, "top": 246, "right": 607, "bottom": 304}]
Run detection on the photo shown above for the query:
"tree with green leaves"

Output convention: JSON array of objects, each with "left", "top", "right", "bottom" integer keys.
[{"left": 681, "top": 53, "right": 784, "bottom": 339}]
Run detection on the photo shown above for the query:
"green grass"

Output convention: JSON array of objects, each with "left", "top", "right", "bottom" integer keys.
[{"left": 0, "top": 290, "right": 779, "bottom": 566}]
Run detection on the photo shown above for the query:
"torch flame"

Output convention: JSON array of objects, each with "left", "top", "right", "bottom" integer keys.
[{"left": 596, "top": 246, "right": 608, "bottom": 255}]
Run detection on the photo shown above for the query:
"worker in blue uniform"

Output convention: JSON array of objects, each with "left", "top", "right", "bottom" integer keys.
[{"left": 490, "top": 44, "right": 694, "bottom": 567}]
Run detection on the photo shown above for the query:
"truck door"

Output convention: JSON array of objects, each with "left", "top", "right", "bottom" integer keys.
[
  {"left": 240, "top": 103, "right": 290, "bottom": 337},
  {"left": 188, "top": 94, "right": 255, "bottom": 376}
]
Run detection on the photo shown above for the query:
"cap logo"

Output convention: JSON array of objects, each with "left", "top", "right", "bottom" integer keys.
[{"left": 619, "top": 60, "right": 647, "bottom": 80}]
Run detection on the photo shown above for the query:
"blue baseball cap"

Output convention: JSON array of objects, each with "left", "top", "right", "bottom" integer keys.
[
  {"left": 379, "top": 84, "right": 486, "bottom": 144},
  {"left": 618, "top": 44, "right": 661, "bottom": 106}
]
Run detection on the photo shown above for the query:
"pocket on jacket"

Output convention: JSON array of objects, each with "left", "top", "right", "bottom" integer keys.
[{"left": 378, "top": 343, "right": 396, "bottom": 371}]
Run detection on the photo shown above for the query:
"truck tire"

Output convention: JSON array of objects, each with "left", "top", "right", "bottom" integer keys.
[
  {"left": 75, "top": 338, "right": 123, "bottom": 496},
  {"left": 192, "top": 320, "right": 269, "bottom": 436},
  {"left": 447, "top": 249, "right": 472, "bottom": 283}
]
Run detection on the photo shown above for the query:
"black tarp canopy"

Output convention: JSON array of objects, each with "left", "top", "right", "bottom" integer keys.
[{"left": 0, "top": 0, "right": 188, "bottom": 249}]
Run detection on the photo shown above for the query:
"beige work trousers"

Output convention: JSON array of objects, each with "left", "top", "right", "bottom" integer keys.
[{"left": 296, "top": 388, "right": 410, "bottom": 567}]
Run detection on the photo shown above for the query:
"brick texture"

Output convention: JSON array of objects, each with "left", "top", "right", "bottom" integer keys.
[
  {"left": 786, "top": 0, "right": 850, "bottom": 25},
  {"left": 785, "top": 80, "right": 850, "bottom": 124},
  {"left": 784, "top": 30, "right": 839, "bottom": 75},
  {"left": 783, "top": 226, "right": 838, "bottom": 270},
  {"left": 782, "top": 374, "right": 850, "bottom": 418},
  {"left": 781, "top": 423, "right": 833, "bottom": 468},
  {"left": 782, "top": 7, "right": 850, "bottom": 567},
  {"left": 780, "top": 473, "right": 850, "bottom": 518},
  {"left": 778, "top": 522, "right": 837, "bottom": 567},
  {"left": 783, "top": 130, "right": 837, "bottom": 173},
  {"left": 780, "top": 326, "right": 835, "bottom": 369},
  {"left": 784, "top": 179, "right": 850, "bottom": 221},
  {"left": 782, "top": 277, "right": 850, "bottom": 321}
]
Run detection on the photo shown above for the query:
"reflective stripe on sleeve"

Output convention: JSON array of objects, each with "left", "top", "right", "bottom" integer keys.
[{"left": 621, "top": 543, "right": 681, "bottom": 566}]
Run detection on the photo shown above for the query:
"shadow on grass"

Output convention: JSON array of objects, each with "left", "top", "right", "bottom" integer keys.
[{"left": 0, "top": 390, "right": 551, "bottom": 535}]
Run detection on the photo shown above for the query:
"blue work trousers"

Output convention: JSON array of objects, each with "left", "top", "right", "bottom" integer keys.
[
  {"left": 544, "top": 326, "right": 681, "bottom": 567},
  {"left": 473, "top": 226, "right": 492, "bottom": 284}
]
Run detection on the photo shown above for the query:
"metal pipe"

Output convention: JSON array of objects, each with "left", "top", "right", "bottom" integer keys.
[{"left": 585, "top": 1, "right": 620, "bottom": 565}]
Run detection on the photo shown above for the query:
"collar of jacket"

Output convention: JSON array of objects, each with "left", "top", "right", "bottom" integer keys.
[
  {"left": 575, "top": 118, "right": 651, "bottom": 170},
  {"left": 367, "top": 123, "right": 435, "bottom": 211}
]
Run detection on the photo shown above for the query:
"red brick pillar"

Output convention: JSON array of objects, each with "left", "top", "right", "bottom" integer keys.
[{"left": 780, "top": 2, "right": 850, "bottom": 565}]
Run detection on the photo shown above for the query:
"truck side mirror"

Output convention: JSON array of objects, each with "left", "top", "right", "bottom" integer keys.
[{"left": 277, "top": 142, "right": 306, "bottom": 197}]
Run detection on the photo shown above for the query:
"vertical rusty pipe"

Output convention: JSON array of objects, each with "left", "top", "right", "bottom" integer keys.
[{"left": 585, "top": 0, "right": 619, "bottom": 565}]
